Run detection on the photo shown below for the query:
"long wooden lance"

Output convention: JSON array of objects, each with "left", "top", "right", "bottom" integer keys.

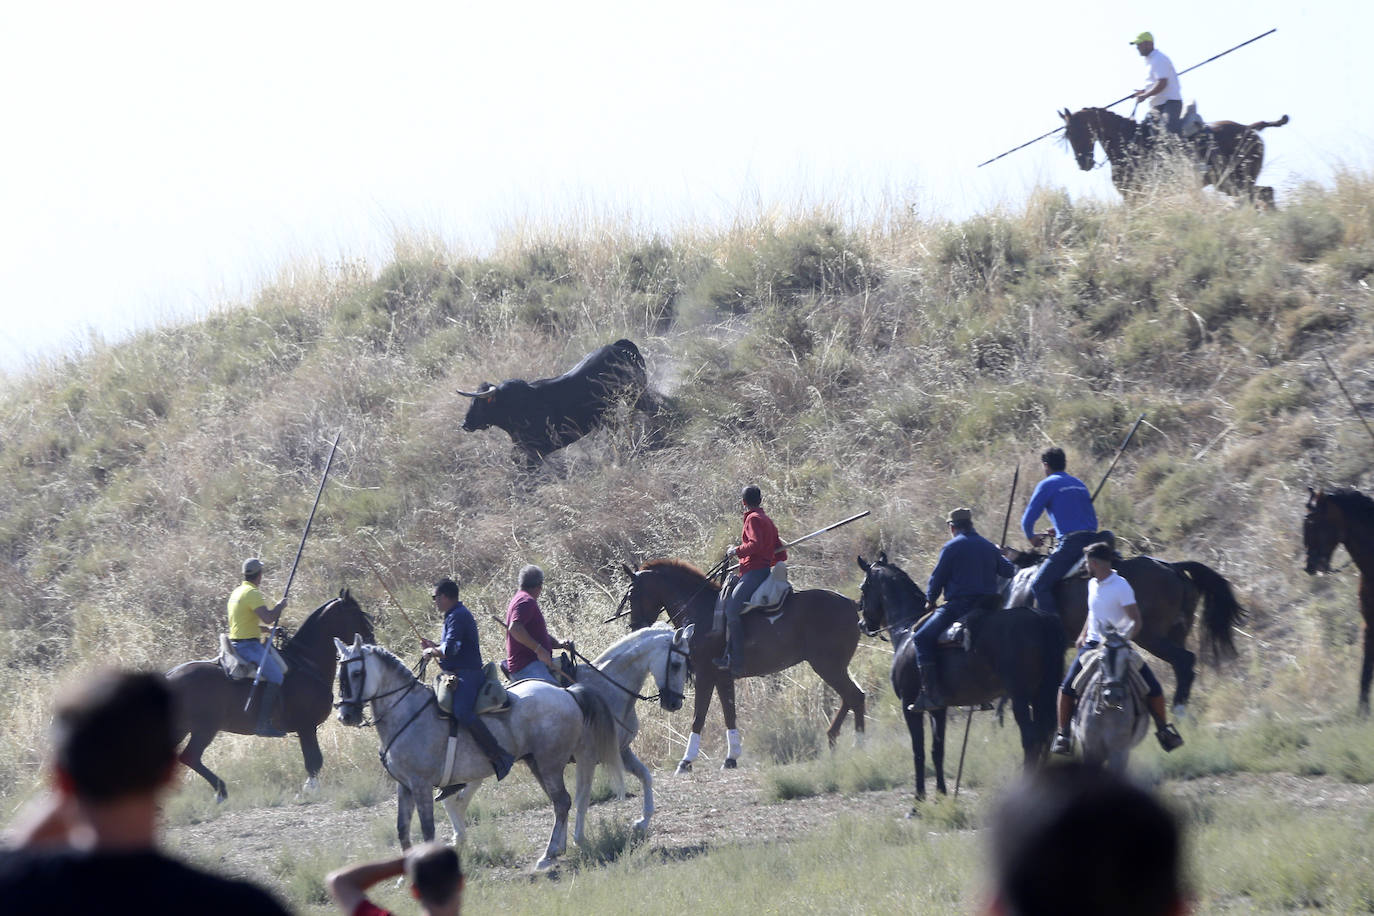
[
  {"left": 976, "top": 28, "right": 1278, "bottom": 168},
  {"left": 999, "top": 461, "right": 1021, "bottom": 548},
  {"left": 1091, "top": 414, "right": 1145, "bottom": 503},
  {"left": 726, "top": 510, "right": 871, "bottom": 572},
  {"left": 368, "top": 561, "right": 427, "bottom": 645},
  {"left": 246, "top": 429, "right": 342, "bottom": 712},
  {"left": 1319, "top": 352, "right": 1374, "bottom": 447}
]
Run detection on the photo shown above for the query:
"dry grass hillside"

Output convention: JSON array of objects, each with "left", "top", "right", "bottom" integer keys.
[{"left": 2, "top": 173, "right": 1373, "bottom": 811}]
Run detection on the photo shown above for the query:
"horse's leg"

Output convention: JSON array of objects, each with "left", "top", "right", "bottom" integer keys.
[
  {"left": 718, "top": 676, "right": 741, "bottom": 768},
  {"left": 1010, "top": 697, "right": 1038, "bottom": 769},
  {"left": 573, "top": 751, "right": 596, "bottom": 847},
  {"left": 1138, "top": 634, "right": 1196, "bottom": 716},
  {"left": 1360, "top": 616, "right": 1374, "bottom": 718},
  {"left": 396, "top": 784, "right": 415, "bottom": 851},
  {"left": 810, "top": 660, "right": 866, "bottom": 748},
  {"left": 416, "top": 781, "right": 437, "bottom": 844},
  {"left": 902, "top": 700, "right": 926, "bottom": 813},
  {"left": 178, "top": 729, "right": 228, "bottom": 803},
  {"left": 440, "top": 781, "right": 482, "bottom": 847},
  {"left": 930, "top": 709, "right": 948, "bottom": 796},
  {"left": 675, "top": 666, "right": 717, "bottom": 775},
  {"left": 622, "top": 746, "right": 654, "bottom": 833},
  {"left": 528, "top": 757, "right": 572, "bottom": 870},
  {"left": 297, "top": 729, "right": 323, "bottom": 794}
]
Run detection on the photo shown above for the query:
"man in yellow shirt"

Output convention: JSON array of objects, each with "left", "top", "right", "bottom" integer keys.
[{"left": 228, "top": 557, "right": 289, "bottom": 737}]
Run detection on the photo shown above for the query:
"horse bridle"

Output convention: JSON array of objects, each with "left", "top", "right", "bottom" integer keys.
[{"left": 567, "top": 637, "right": 691, "bottom": 707}]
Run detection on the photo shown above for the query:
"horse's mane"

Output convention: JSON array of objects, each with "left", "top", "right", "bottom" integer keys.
[
  {"left": 874, "top": 558, "right": 924, "bottom": 598},
  {"left": 1326, "top": 488, "right": 1374, "bottom": 527},
  {"left": 291, "top": 594, "right": 376, "bottom": 647},
  {"left": 642, "top": 558, "right": 714, "bottom": 584},
  {"left": 592, "top": 623, "right": 673, "bottom": 665},
  {"left": 362, "top": 641, "right": 410, "bottom": 673}
]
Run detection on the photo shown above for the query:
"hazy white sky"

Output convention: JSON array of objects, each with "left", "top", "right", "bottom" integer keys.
[{"left": 2, "top": 0, "right": 1369, "bottom": 371}]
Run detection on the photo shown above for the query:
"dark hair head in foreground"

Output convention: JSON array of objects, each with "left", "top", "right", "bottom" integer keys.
[
  {"left": 405, "top": 842, "right": 463, "bottom": 908},
  {"left": 52, "top": 670, "right": 179, "bottom": 802},
  {"left": 988, "top": 762, "right": 1185, "bottom": 916}
]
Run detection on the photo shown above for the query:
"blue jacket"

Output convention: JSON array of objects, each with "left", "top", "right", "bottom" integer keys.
[
  {"left": 927, "top": 531, "right": 1016, "bottom": 604},
  {"left": 1021, "top": 472, "right": 1098, "bottom": 541},
  {"left": 439, "top": 601, "right": 484, "bottom": 675}
]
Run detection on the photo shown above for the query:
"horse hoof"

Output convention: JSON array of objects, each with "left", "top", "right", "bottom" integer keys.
[
  {"left": 1172, "top": 704, "right": 1187, "bottom": 720},
  {"left": 534, "top": 856, "right": 558, "bottom": 872},
  {"left": 674, "top": 760, "right": 692, "bottom": 775},
  {"left": 905, "top": 807, "right": 919, "bottom": 820},
  {"left": 721, "top": 758, "right": 738, "bottom": 770},
  {"left": 632, "top": 818, "right": 649, "bottom": 834},
  {"left": 302, "top": 776, "right": 320, "bottom": 794},
  {"left": 215, "top": 792, "right": 227, "bottom": 805}
]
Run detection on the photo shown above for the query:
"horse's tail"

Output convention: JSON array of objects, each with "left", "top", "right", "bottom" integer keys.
[
  {"left": 1171, "top": 561, "right": 1246, "bottom": 664},
  {"left": 1247, "top": 114, "right": 1289, "bottom": 131},
  {"left": 568, "top": 683, "right": 626, "bottom": 798}
]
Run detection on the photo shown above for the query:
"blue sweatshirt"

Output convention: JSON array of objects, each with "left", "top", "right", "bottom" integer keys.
[
  {"left": 1021, "top": 472, "right": 1098, "bottom": 541},
  {"left": 439, "top": 601, "right": 483, "bottom": 674},
  {"left": 927, "top": 531, "right": 1016, "bottom": 603}
]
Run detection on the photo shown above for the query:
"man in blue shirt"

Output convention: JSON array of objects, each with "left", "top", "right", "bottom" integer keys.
[
  {"left": 420, "top": 577, "right": 514, "bottom": 794},
  {"left": 1016, "top": 447, "right": 1099, "bottom": 620},
  {"left": 910, "top": 507, "right": 1016, "bottom": 710}
]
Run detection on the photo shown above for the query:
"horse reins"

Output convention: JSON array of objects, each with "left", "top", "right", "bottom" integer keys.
[
  {"left": 566, "top": 640, "right": 690, "bottom": 706},
  {"left": 336, "top": 653, "right": 436, "bottom": 777}
]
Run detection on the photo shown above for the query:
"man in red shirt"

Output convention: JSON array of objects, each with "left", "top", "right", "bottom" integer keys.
[
  {"left": 504, "top": 564, "right": 571, "bottom": 684},
  {"left": 326, "top": 842, "right": 463, "bottom": 916},
  {"left": 713, "top": 485, "right": 787, "bottom": 676}
]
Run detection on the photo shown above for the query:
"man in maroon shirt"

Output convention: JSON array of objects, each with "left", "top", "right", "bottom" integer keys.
[
  {"left": 326, "top": 842, "right": 463, "bottom": 916},
  {"left": 504, "top": 564, "right": 571, "bottom": 683},
  {"left": 713, "top": 485, "right": 787, "bottom": 676}
]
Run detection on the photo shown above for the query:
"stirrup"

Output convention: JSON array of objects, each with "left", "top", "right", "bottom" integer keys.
[
  {"left": 435, "top": 782, "right": 467, "bottom": 802},
  {"left": 712, "top": 654, "right": 731, "bottom": 671},
  {"left": 1156, "top": 723, "right": 1184, "bottom": 752},
  {"left": 1051, "top": 732, "right": 1073, "bottom": 756},
  {"left": 906, "top": 692, "right": 940, "bottom": 712}
]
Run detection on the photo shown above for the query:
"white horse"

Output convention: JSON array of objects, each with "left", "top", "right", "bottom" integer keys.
[
  {"left": 570, "top": 624, "right": 692, "bottom": 841},
  {"left": 333, "top": 636, "right": 623, "bottom": 871},
  {"left": 1072, "top": 630, "right": 1151, "bottom": 771}
]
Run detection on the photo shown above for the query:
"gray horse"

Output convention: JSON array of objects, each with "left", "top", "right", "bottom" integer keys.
[
  {"left": 571, "top": 624, "right": 692, "bottom": 840},
  {"left": 333, "top": 636, "right": 623, "bottom": 871},
  {"left": 1072, "top": 629, "right": 1151, "bottom": 771}
]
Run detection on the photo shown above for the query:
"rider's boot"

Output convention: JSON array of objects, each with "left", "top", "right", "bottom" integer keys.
[
  {"left": 1149, "top": 694, "right": 1184, "bottom": 752},
  {"left": 907, "top": 661, "right": 945, "bottom": 711},
  {"left": 253, "top": 683, "right": 287, "bottom": 738},
  {"left": 713, "top": 624, "right": 744, "bottom": 676},
  {"left": 466, "top": 716, "right": 515, "bottom": 781},
  {"left": 1050, "top": 691, "right": 1075, "bottom": 755}
]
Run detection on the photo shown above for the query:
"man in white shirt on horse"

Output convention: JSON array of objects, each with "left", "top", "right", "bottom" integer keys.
[
  {"left": 1130, "top": 31, "right": 1183, "bottom": 137},
  {"left": 1051, "top": 541, "right": 1183, "bottom": 756}
]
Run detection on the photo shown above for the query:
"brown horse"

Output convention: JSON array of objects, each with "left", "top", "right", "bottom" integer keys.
[
  {"left": 1007, "top": 553, "right": 1244, "bottom": 714},
  {"left": 1305, "top": 487, "right": 1374, "bottom": 714},
  {"left": 1058, "top": 106, "right": 1289, "bottom": 206},
  {"left": 621, "top": 559, "right": 864, "bottom": 773},
  {"left": 166, "top": 589, "right": 374, "bottom": 801}
]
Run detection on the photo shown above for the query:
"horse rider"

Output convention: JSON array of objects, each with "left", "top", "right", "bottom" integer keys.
[
  {"left": 504, "top": 564, "right": 571, "bottom": 684},
  {"left": 228, "top": 557, "right": 288, "bottom": 737},
  {"left": 909, "top": 507, "right": 1015, "bottom": 711},
  {"left": 1011, "top": 447, "right": 1099, "bottom": 621},
  {"left": 1130, "top": 31, "right": 1183, "bottom": 137},
  {"left": 421, "top": 577, "right": 514, "bottom": 790},
  {"left": 713, "top": 484, "right": 787, "bottom": 677},
  {"left": 1052, "top": 541, "right": 1184, "bottom": 756}
]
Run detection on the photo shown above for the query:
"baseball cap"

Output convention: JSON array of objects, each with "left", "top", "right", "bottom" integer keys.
[
  {"left": 242, "top": 558, "right": 264, "bottom": 577},
  {"left": 1130, "top": 31, "right": 1154, "bottom": 45}
]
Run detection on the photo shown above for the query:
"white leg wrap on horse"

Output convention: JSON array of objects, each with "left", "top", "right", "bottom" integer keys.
[
  {"left": 727, "top": 728, "right": 742, "bottom": 759},
  {"left": 684, "top": 732, "right": 702, "bottom": 762}
]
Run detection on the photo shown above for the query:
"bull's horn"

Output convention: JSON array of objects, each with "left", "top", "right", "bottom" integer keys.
[{"left": 456, "top": 387, "right": 494, "bottom": 398}]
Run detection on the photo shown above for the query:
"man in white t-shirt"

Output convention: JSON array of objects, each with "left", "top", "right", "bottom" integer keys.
[
  {"left": 1130, "top": 32, "right": 1183, "bottom": 136},
  {"left": 1051, "top": 541, "right": 1184, "bottom": 756}
]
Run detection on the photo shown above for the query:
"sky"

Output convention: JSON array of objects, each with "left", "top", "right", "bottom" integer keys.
[{"left": 2, "top": 0, "right": 1370, "bottom": 372}]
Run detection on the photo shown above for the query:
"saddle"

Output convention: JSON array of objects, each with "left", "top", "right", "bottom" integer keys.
[
  {"left": 435, "top": 663, "right": 511, "bottom": 717},
  {"left": 217, "top": 634, "right": 290, "bottom": 681},
  {"left": 742, "top": 562, "right": 792, "bottom": 615},
  {"left": 1060, "top": 530, "right": 1118, "bottom": 580},
  {"left": 1179, "top": 101, "right": 1206, "bottom": 138},
  {"left": 935, "top": 595, "right": 1005, "bottom": 651}
]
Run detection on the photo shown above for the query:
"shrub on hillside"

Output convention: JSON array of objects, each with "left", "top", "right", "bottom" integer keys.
[{"left": 1280, "top": 198, "right": 1346, "bottom": 263}]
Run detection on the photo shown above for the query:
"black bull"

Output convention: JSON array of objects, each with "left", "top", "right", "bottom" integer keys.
[{"left": 459, "top": 338, "right": 661, "bottom": 463}]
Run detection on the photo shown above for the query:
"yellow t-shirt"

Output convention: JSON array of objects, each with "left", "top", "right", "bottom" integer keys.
[{"left": 228, "top": 582, "right": 271, "bottom": 641}]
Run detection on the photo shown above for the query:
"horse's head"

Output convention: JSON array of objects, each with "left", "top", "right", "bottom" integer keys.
[
  {"left": 654, "top": 625, "right": 693, "bottom": 712},
  {"left": 1059, "top": 107, "right": 1097, "bottom": 171},
  {"left": 1304, "top": 487, "right": 1342, "bottom": 575},
  {"left": 856, "top": 552, "right": 927, "bottom": 636},
  {"left": 1099, "top": 630, "right": 1132, "bottom": 711},
  {"left": 620, "top": 563, "right": 658, "bottom": 631},
  {"left": 333, "top": 634, "right": 371, "bottom": 727}
]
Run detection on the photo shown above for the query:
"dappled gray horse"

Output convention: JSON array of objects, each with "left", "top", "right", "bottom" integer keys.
[
  {"left": 334, "top": 636, "right": 623, "bottom": 871},
  {"left": 571, "top": 624, "right": 691, "bottom": 840},
  {"left": 1072, "top": 630, "right": 1151, "bottom": 771}
]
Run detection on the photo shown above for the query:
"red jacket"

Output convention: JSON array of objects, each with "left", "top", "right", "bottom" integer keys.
[{"left": 737, "top": 508, "right": 786, "bottom": 572}]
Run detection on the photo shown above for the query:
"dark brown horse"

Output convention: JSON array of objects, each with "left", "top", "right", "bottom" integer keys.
[
  {"left": 1007, "top": 552, "right": 1244, "bottom": 714},
  {"left": 1305, "top": 487, "right": 1374, "bottom": 714},
  {"left": 166, "top": 589, "right": 374, "bottom": 801},
  {"left": 621, "top": 559, "right": 864, "bottom": 773},
  {"left": 1058, "top": 106, "right": 1289, "bottom": 206},
  {"left": 858, "top": 553, "right": 1063, "bottom": 810}
]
